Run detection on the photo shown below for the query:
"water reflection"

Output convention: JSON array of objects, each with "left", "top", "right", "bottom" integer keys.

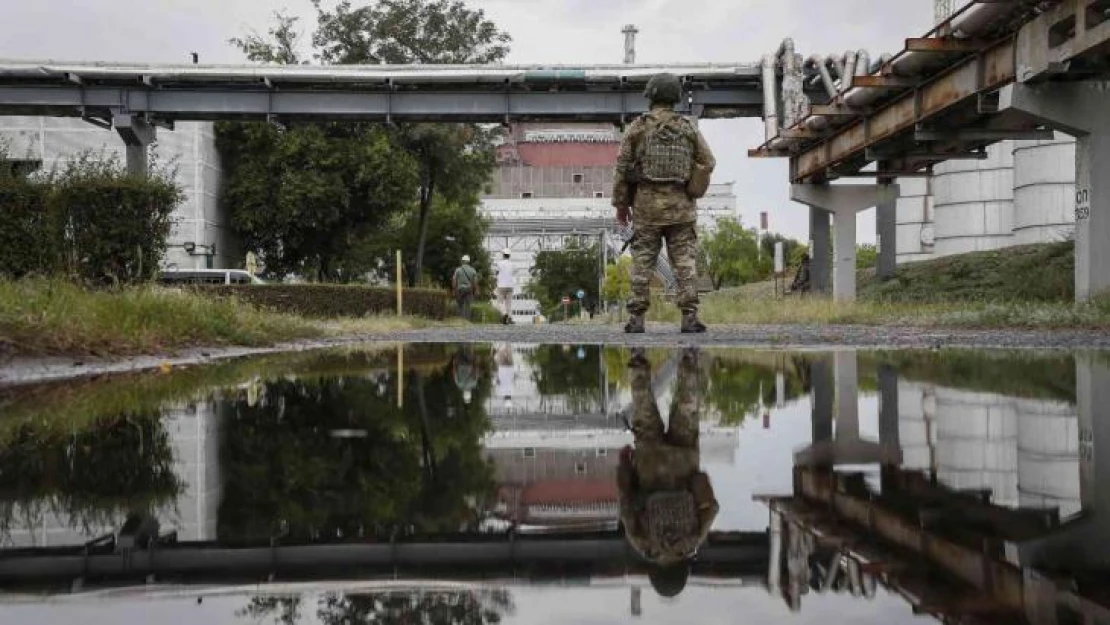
[
  {"left": 621, "top": 347, "right": 717, "bottom": 597},
  {"left": 0, "top": 345, "right": 1106, "bottom": 623}
]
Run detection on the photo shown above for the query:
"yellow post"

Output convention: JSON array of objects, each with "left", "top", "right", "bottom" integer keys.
[{"left": 396, "top": 249, "right": 403, "bottom": 316}]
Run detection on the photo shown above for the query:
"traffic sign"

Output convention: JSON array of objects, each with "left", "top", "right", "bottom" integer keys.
[
  {"left": 561, "top": 296, "right": 571, "bottom": 304},
  {"left": 576, "top": 290, "right": 585, "bottom": 300}
]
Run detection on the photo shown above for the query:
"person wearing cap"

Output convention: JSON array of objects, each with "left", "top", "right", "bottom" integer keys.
[
  {"left": 452, "top": 254, "right": 480, "bottom": 320},
  {"left": 618, "top": 347, "right": 718, "bottom": 599},
  {"left": 495, "top": 248, "right": 516, "bottom": 325}
]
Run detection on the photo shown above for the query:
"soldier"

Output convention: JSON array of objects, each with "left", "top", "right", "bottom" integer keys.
[
  {"left": 612, "top": 73, "right": 716, "bottom": 334},
  {"left": 618, "top": 347, "right": 719, "bottom": 598}
]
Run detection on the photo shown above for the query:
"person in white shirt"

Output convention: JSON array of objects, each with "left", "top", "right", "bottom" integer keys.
[{"left": 495, "top": 248, "right": 516, "bottom": 325}]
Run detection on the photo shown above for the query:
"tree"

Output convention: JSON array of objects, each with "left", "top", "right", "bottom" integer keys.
[
  {"left": 216, "top": 121, "right": 419, "bottom": 279},
  {"left": 309, "top": 0, "right": 510, "bottom": 285},
  {"left": 602, "top": 256, "right": 632, "bottom": 306},
  {"left": 225, "top": 1, "right": 510, "bottom": 282},
  {"left": 528, "top": 244, "right": 601, "bottom": 316},
  {"left": 698, "top": 218, "right": 762, "bottom": 289},
  {"left": 856, "top": 244, "right": 878, "bottom": 269}
]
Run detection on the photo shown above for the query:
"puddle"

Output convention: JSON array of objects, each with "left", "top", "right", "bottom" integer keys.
[{"left": 0, "top": 344, "right": 1105, "bottom": 624}]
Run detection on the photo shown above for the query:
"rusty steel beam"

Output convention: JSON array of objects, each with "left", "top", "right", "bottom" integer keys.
[
  {"left": 791, "top": 36, "right": 1016, "bottom": 183},
  {"left": 905, "top": 37, "right": 991, "bottom": 53},
  {"left": 850, "top": 75, "right": 920, "bottom": 89}
]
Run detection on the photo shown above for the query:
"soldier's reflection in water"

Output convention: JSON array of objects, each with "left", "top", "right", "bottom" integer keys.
[{"left": 618, "top": 347, "right": 719, "bottom": 599}]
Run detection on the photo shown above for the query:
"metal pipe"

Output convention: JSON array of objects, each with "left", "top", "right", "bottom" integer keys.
[
  {"left": 840, "top": 51, "right": 859, "bottom": 92},
  {"left": 855, "top": 50, "right": 870, "bottom": 77},
  {"left": 761, "top": 53, "right": 779, "bottom": 141},
  {"left": 810, "top": 54, "right": 837, "bottom": 99}
]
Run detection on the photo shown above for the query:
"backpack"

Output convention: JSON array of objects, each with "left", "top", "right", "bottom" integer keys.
[{"left": 636, "top": 114, "right": 696, "bottom": 185}]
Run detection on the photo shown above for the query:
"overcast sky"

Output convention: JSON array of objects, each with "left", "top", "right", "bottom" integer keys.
[{"left": 1, "top": 0, "right": 935, "bottom": 243}]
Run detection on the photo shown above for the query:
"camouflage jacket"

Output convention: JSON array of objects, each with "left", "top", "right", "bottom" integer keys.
[{"left": 611, "top": 107, "right": 716, "bottom": 227}]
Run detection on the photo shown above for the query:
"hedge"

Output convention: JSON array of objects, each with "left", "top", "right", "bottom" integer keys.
[
  {"left": 0, "top": 177, "right": 56, "bottom": 278},
  {"left": 196, "top": 284, "right": 454, "bottom": 319},
  {"left": 0, "top": 154, "right": 181, "bottom": 284}
]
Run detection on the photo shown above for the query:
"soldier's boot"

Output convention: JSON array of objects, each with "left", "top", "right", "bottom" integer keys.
[
  {"left": 680, "top": 312, "right": 707, "bottom": 334},
  {"left": 624, "top": 313, "right": 646, "bottom": 334}
]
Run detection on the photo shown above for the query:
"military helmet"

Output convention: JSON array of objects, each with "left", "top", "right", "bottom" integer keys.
[{"left": 643, "top": 73, "right": 683, "bottom": 104}]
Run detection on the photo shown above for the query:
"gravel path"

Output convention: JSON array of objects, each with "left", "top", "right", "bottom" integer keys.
[{"left": 3, "top": 322, "right": 1109, "bottom": 387}]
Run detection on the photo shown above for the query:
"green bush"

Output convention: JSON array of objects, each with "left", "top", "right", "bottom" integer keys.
[
  {"left": 50, "top": 156, "right": 181, "bottom": 285},
  {"left": 0, "top": 176, "right": 56, "bottom": 278},
  {"left": 471, "top": 302, "right": 503, "bottom": 324},
  {"left": 197, "top": 284, "right": 453, "bottom": 319},
  {"left": 0, "top": 152, "right": 182, "bottom": 284}
]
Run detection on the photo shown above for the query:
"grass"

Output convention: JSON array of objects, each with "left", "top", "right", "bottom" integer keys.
[
  {"left": 635, "top": 292, "right": 1110, "bottom": 329},
  {"left": 0, "top": 279, "right": 440, "bottom": 358},
  {"left": 625, "top": 242, "right": 1110, "bottom": 330}
]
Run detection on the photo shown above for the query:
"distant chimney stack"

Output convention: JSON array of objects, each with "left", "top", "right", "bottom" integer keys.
[{"left": 622, "top": 24, "right": 639, "bottom": 65}]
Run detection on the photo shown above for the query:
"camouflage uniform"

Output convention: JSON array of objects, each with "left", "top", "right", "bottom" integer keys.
[
  {"left": 618, "top": 349, "right": 719, "bottom": 566},
  {"left": 612, "top": 106, "right": 716, "bottom": 324}
]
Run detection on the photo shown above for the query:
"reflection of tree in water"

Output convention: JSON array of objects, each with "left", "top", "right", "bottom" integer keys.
[
  {"left": 239, "top": 596, "right": 303, "bottom": 625},
  {"left": 217, "top": 350, "right": 496, "bottom": 542},
  {"left": 524, "top": 345, "right": 604, "bottom": 414},
  {"left": 239, "top": 590, "right": 514, "bottom": 625},
  {"left": 0, "top": 414, "right": 180, "bottom": 541},
  {"left": 705, "top": 356, "right": 808, "bottom": 426}
]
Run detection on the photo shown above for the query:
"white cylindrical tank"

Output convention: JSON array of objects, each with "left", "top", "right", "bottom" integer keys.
[
  {"left": 1016, "top": 398, "right": 1081, "bottom": 518},
  {"left": 1013, "top": 134, "right": 1077, "bottom": 245},
  {"left": 895, "top": 176, "right": 935, "bottom": 264},
  {"left": 932, "top": 142, "right": 1015, "bottom": 257},
  {"left": 933, "top": 387, "right": 1018, "bottom": 506}
]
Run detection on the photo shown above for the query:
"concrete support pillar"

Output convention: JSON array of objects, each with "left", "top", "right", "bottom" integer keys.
[
  {"left": 113, "top": 112, "right": 156, "bottom": 177},
  {"left": 809, "top": 207, "right": 831, "bottom": 293},
  {"left": 792, "top": 184, "right": 900, "bottom": 302},
  {"left": 875, "top": 190, "right": 897, "bottom": 280},
  {"left": 1001, "top": 83, "right": 1110, "bottom": 302}
]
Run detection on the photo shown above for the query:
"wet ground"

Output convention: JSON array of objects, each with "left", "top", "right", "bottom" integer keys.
[{"left": 0, "top": 342, "right": 1106, "bottom": 624}]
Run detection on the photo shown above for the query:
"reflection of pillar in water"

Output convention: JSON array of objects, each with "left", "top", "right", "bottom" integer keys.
[
  {"left": 631, "top": 586, "right": 642, "bottom": 617},
  {"left": 810, "top": 357, "right": 833, "bottom": 447},
  {"left": 833, "top": 351, "right": 859, "bottom": 441},
  {"left": 1020, "top": 356, "right": 1110, "bottom": 570},
  {"left": 768, "top": 510, "right": 783, "bottom": 595},
  {"left": 933, "top": 388, "right": 1018, "bottom": 506},
  {"left": 877, "top": 364, "right": 900, "bottom": 455},
  {"left": 1015, "top": 397, "right": 1081, "bottom": 518}
]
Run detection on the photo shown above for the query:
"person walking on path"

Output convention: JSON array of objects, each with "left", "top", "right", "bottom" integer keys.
[
  {"left": 611, "top": 72, "right": 716, "bottom": 334},
  {"left": 452, "top": 255, "right": 480, "bottom": 320},
  {"left": 495, "top": 248, "right": 516, "bottom": 325}
]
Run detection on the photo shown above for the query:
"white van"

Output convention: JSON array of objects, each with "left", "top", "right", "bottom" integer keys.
[{"left": 158, "top": 269, "right": 265, "bottom": 286}]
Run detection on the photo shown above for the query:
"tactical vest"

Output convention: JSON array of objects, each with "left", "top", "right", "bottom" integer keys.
[
  {"left": 638, "top": 116, "right": 695, "bottom": 184},
  {"left": 644, "top": 490, "right": 698, "bottom": 551}
]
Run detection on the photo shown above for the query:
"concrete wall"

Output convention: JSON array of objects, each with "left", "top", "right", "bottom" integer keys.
[{"left": 932, "top": 142, "right": 1016, "bottom": 257}]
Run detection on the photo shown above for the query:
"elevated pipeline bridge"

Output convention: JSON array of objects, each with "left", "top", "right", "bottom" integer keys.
[{"left": 748, "top": 0, "right": 1110, "bottom": 304}]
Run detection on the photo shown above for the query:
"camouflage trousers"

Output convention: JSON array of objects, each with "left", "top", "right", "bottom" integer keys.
[
  {"left": 630, "top": 356, "right": 701, "bottom": 490},
  {"left": 627, "top": 222, "right": 699, "bottom": 316}
]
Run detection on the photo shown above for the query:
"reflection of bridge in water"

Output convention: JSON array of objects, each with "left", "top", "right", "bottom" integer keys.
[{"left": 758, "top": 352, "right": 1110, "bottom": 624}]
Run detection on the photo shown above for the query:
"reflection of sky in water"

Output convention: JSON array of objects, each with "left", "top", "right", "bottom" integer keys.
[
  {"left": 704, "top": 394, "right": 880, "bottom": 532},
  {"left": 0, "top": 585, "right": 934, "bottom": 625}
]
